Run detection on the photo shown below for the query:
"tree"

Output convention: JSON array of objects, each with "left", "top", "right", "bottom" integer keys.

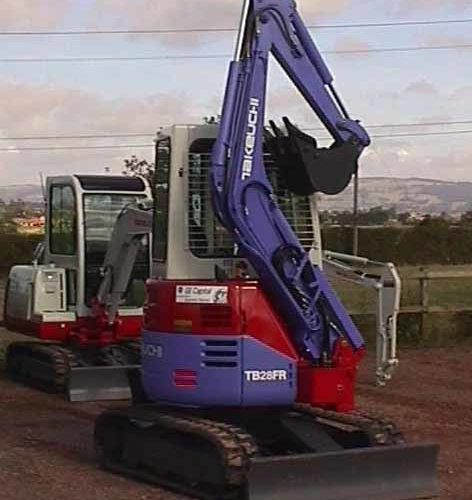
[
  {"left": 122, "top": 155, "right": 155, "bottom": 198},
  {"left": 398, "top": 212, "right": 412, "bottom": 225},
  {"left": 0, "top": 212, "right": 17, "bottom": 233},
  {"left": 122, "top": 155, "right": 154, "bottom": 183},
  {"left": 460, "top": 211, "right": 472, "bottom": 226}
]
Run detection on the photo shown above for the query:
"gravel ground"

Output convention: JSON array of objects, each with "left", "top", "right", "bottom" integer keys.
[
  {"left": 357, "top": 347, "right": 472, "bottom": 500},
  {"left": 0, "top": 273, "right": 470, "bottom": 500},
  {"left": 0, "top": 336, "right": 469, "bottom": 500}
]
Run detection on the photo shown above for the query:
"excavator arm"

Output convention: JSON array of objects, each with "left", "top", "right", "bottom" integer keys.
[
  {"left": 95, "top": 202, "right": 153, "bottom": 326},
  {"left": 211, "top": 0, "right": 370, "bottom": 363},
  {"left": 323, "top": 250, "right": 401, "bottom": 386},
  {"left": 68, "top": 202, "right": 153, "bottom": 403}
]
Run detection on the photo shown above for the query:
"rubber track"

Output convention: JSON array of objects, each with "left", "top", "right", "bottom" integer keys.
[
  {"left": 295, "top": 403, "right": 405, "bottom": 445},
  {"left": 6, "top": 341, "right": 140, "bottom": 394},
  {"left": 6, "top": 342, "right": 73, "bottom": 391},
  {"left": 96, "top": 407, "right": 258, "bottom": 499},
  {"left": 96, "top": 404, "right": 405, "bottom": 500}
]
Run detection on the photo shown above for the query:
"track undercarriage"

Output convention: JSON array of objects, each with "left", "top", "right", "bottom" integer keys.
[
  {"left": 94, "top": 404, "right": 438, "bottom": 500},
  {"left": 5, "top": 341, "right": 141, "bottom": 401}
]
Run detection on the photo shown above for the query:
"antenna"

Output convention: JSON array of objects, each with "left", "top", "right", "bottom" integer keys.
[{"left": 39, "top": 172, "right": 46, "bottom": 204}]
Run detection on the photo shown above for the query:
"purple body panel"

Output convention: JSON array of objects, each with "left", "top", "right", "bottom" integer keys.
[
  {"left": 142, "top": 331, "right": 297, "bottom": 407},
  {"left": 211, "top": 0, "right": 368, "bottom": 362}
]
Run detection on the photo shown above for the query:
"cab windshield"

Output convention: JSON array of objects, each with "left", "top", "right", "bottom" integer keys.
[{"left": 83, "top": 193, "right": 149, "bottom": 306}]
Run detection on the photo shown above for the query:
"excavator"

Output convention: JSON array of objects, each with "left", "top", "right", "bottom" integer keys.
[
  {"left": 94, "top": 1, "right": 438, "bottom": 500},
  {"left": 3, "top": 174, "right": 153, "bottom": 401}
]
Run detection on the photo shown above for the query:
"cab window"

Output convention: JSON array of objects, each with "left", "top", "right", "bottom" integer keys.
[
  {"left": 50, "top": 185, "right": 77, "bottom": 255},
  {"left": 153, "top": 137, "right": 171, "bottom": 262}
]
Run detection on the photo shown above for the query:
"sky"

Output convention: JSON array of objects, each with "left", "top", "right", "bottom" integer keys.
[{"left": 1, "top": 0, "right": 472, "bottom": 185}]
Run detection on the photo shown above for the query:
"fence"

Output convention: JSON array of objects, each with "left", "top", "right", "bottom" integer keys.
[
  {"left": 342, "top": 267, "right": 472, "bottom": 341},
  {"left": 400, "top": 269, "right": 472, "bottom": 338}
]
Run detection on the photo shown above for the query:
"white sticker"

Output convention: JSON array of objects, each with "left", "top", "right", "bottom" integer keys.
[{"left": 176, "top": 285, "right": 229, "bottom": 305}]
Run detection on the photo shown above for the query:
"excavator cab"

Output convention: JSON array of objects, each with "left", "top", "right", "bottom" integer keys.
[
  {"left": 4, "top": 175, "right": 153, "bottom": 400},
  {"left": 152, "top": 125, "right": 315, "bottom": 282}
]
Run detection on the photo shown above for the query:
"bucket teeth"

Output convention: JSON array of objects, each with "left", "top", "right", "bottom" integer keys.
[{"left": 265, "top": 117, "right": 361, "bottom": 196}]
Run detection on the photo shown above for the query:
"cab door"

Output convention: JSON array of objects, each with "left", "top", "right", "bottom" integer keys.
[{"left": 44, "top": 178, "right": 80, "bottom": 312}]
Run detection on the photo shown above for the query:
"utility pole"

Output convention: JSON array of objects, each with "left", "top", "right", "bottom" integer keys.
[{"left": 353, "top": 171, "right": 359, "bottom": 256}]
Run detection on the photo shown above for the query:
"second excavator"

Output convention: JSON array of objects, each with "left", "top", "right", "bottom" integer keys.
[
  {"left": 94, "top": 1, "right": 438, "bottom": 500},
  {"left": 3, "top": 175, "right": 153, "bottom": 400}
]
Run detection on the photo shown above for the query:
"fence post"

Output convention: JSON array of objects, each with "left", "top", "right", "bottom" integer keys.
[{"left": 419, "top": 271, "right": 430, "bottom": 338}]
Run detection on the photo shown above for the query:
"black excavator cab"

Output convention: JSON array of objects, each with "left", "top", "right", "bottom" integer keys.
[{"left": 265, "top": 117, "right": 361, "bottom": 196}]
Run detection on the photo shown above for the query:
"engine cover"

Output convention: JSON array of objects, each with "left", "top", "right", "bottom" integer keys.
[
  {"left": 142, "top": 280, "right": 361, "bottom": 411},
  {"left": 142, "top": 280, "right": 298, "bottom": 407}
]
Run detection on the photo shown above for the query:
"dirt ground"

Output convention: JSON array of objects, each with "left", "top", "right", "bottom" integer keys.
[
  {"left": 0, "top": 333, "right": 469, "bottom": 500},
  {"left": 357, "top": 348, "right": 472, "bottom": 500}
]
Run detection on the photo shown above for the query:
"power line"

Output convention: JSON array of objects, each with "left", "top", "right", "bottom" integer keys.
[
  {"left": 3, "top": 120, "right": 472, "bottom": 142},
  {"left": 374, "top": 129, "right": 472, "bottom": 139},
  {"left": 0, "top": 144, "right": 152, "bottom": 152},
  {"left": 0, "top": 54, "right": 226, "bottom": 63},
  {"left": 1, "top": 43, "right": 471, "bottom": 63},
  {"left": 369, "top": 119, "right": 472, "bottom": 129},
  {"left": 0, "top": 132, "right": 154, "bottom": 141},
  {"left": 0, "top": 18, "right": 471, "bottom": 36},
  {"left": 305, "top": 119, "right": 472, "bottom": 133},
  {"left": 313, "top": 18, "right": 472, "bottom": 29},
  {"left": 317, "top": 130, "right": 472, "bottom": 139},
  {"left": 333, "top": 43, "right": 472, "bottom": 54},
  {"left": 2, "top": 128, "right": 472, "bottom": 152}
]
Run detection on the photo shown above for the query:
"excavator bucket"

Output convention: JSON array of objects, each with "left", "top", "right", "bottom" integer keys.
[
  {"left": 265, "top": 117, "right": 361, "bottom": 196},
  {"left": 248, "top": 443, "right": 439, "bottom": 500},
  {"left": 67, "top": 365, "right": 139, "bottom": 402}
]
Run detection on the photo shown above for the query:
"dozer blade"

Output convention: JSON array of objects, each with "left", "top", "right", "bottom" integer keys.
[
  {"left": 248, "top": 443, "right": 439, "bottom": 500},
  {"left": 67, "top": 365, "right": 139, "bottom": 402}
]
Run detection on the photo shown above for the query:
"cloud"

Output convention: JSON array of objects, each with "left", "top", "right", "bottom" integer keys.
[
  {"left": 405, "top": 80, "right": 439, "bottom": 96},
  {"left": 330, "top": 36, "right": 372, "bottom": 59},
  {"left": 333, "top": 36, "right": 371, "bottom": 53},
  {"left": 0, "top": 82, "right": 208, "bottom": 135},
  {"left": 93, "top": 0, "right": 352, "bottom": 28},
  {"left": 449, "top": 86, "right": 472, "bottom": 105},
  {"left": 0, "top": 82, "right": 212, "bottom": 183},
  {"left": 0, "top": 1, "right": 71, "bottom": 29},
  {"left": 365, "top": 138, "right": 472, "bottom": 182},
  {"left": 393, "top": 0, "right": 472, "bottom": 12},
  {"left": 423, "top": 34, "right": 472, "bottom": 47},
  {"left": 90, "top": 0, "right": 352, "bottom": 47},
  {"left": 380, "top": 80, "right": 440, "bottom": 102}
]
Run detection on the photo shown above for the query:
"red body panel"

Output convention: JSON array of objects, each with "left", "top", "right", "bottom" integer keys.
[
  {"left": 5, "top": 316, "right": 73, "bottom": 341},
  {"left": 145, "top": 280, "right": 299, "bottom": 360},
  {"left": 297, "top": 342, "right": 365, "bottom": 412},
  {"left": 145, "top": 279, "right": 363, "bottom": 412},
  {"left": 5, "top": 314, "right": 142, "bottom": 346}
]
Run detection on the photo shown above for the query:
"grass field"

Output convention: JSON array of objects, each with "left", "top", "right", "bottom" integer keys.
[
  {"left": 331, "top": 264, "right": 472, "bottom": 346},
  {"left": 333, "top": 264, "right": 472, "bottom": 311}
]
